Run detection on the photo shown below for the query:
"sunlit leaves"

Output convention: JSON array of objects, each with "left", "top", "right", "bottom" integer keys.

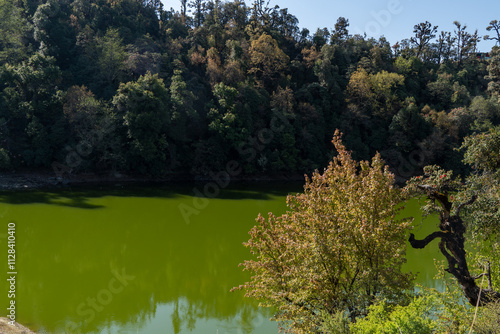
[
  {"left": 486, "top": 46, "right": 500, "bottom": 101},
  {"left": 460, "top": 126, "right": 500, "bottom": 238},
  {"left": 236, "top": 131, "right": 414, "bottom": 333},
  {"left": 346, "top": 67, "right": 404, "bottom": 119},
  {"left": 113, "top": 72, "right": 170, "bottom": 174},
  {"left": 248, "top": 33, "right": 289, "bottom": 88},
  {"left": 405, "top": 165, "right": 464, "bottom": 217}
]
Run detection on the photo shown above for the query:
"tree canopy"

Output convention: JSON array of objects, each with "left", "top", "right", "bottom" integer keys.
[
  {"left": 0, "top": 0, "right": 497, "bottom": 180},
  {"left": 234, "top": 132, "right": 414, "bottom": 333}
]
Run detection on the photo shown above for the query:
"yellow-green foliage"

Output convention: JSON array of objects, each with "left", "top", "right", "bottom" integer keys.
[
  {"left": 475, "top": 301, "right": 500, "bottom": 333},
  {"left": 350, "top": 295, "right": 439, "bottom": 334},
  {"left": 350, "top": 284, "right": 477, "bottom": 334},
  {"left": 235, "top": 131, "right": 415, "bottom": 333}
]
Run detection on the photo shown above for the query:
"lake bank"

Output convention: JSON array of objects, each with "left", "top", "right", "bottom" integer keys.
[
  {"left": 0, "top": 170, "right": 307, "bottom": 191},
  {"left": 0, "top": 318, "right": 36, "bottom": 334}
]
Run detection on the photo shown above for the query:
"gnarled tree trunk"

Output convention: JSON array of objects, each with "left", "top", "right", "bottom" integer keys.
[{"left": 409, "top": 187, "right": 500, "bottom": 306}]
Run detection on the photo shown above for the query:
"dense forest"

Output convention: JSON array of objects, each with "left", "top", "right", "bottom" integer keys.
[{"left": 0, "top": 0, "right": 499, "bottom": 179}]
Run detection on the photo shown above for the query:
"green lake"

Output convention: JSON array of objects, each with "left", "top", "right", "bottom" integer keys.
[{"left": 0, "top": 183, "right": 443, "bottom": 334}]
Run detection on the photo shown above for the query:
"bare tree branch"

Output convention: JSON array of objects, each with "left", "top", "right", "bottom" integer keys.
[{"left": 409, "top": 231, "right": 447, "bottom": 249}]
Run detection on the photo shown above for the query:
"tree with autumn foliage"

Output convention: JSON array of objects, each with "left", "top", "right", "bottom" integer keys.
[
  {"left": 234, "top": 131, "right": 415, "bottom": 333},
  {"left": 248, "top": 32, "right": 289, "bottom": 89}
]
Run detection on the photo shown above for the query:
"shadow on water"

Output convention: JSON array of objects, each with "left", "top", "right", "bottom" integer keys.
[
  {"left": 0, "top": 184, "right": 450, "bottom": 334},
  {"left": 0, "top": 191, "right": 106, "bottom": 209},
  {"left": 0, "top": 182, "right": 300, "bottom": 334},
  {"left": 0, "top": 181, "right": 304, "bottom": 208}
]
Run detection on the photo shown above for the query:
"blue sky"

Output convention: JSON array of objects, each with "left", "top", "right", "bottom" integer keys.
[{"left": 160, "top": 0, "right": 500, "bottom": 51}]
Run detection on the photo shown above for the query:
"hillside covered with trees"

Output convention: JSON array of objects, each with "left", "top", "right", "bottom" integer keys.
[
  {"left": 0, "top": 0, "right": 499, "bottom": 180},
  {"left": 3, "top": 1, "right": 500, "bottom": 333}
]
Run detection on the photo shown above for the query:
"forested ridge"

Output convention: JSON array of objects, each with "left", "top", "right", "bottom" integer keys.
[{"left": 0, "top": 0, "right": 499, "bottom": 178}]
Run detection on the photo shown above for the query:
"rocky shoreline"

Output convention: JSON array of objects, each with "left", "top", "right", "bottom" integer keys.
[
  {"left": 0, "top": 170, "right": 306, "bottom": 191},
  {"left": 0, "top": 170, "right": 159, "bottom": 191},
  {"left": 0, "top": 318, "right": 36, "bottom": 334}
]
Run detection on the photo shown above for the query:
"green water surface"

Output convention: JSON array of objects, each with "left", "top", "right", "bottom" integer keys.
[{"left": 0, "top": 183, "right": 443, "bottom": 334}]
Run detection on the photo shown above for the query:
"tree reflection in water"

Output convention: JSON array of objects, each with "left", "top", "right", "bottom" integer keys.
[{"left": 0, "top": 185, "right": 295, "bottom": 333}]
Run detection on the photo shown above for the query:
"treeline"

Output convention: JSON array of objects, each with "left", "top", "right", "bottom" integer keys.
[{"left": 0, "top": 0, "right": 499, "bottom": 178}]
